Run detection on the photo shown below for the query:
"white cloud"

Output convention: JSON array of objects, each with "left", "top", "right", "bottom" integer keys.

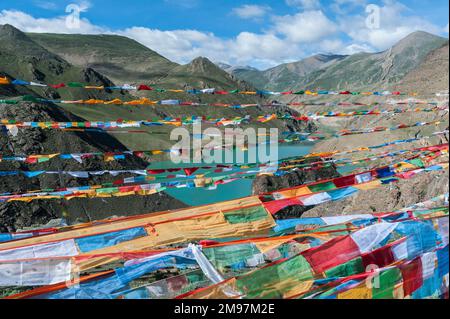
[
  {"left": 118, "top": 27, "right": 230, "bottom": 63},
  {"left": 285, "top": 0, "right": 321, "bottom": 10},
  {"left": 232, "top": 4, "right": 271, "bottom": 19},
  {"left": 340, "top": 43, "right": 374, "bottom": 55},
  {"left": 339, "top": 0, "right": 444, "bottom": 50},
  {"left": 0, "top": 9, "right": 105, "bottom": 34},
  {"left": 319, "top": 39, "right": 345, "bottom": 52},
  {"left": 0, "top": 0, "right": 446, "bottom": 70},
  {"left": 230, "top": 32, "right": 299, "bottom": 63},
  {"left": 445, "top": 23, "right": 449, "bottom": 34},
  {"left": 274, "top": 10, "right": 337, "bottom": 43}
]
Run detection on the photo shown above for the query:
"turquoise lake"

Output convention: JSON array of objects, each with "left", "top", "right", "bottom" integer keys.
[
  {"left": 150, "top": 142, "right": 316, "bottom": 205},
  {"left": 148, "top": 141, "right": 360, "bottom": 206}
]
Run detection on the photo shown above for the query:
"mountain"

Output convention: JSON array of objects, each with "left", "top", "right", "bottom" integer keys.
[
  {"left": 231, "top": 54, "right": 347, "bottom": 91},
  {"left": 0, "top": 24, "right": 117, "bottom": 101},
  {"left": 1, "top": 24, "right": 312, "bottom": 150},
  {"left": 161, "top": 56, "right": 254, "bottom": 90},
  {"left": 27, "top": 32, "right": 260, "bottom": 92},
  {"left": 216, "top": 62, "right": 259, "bottom": 74},
  {"left": 396, "top": 42, "right": 449, "bottom": 93},
  {"left": 28, "top": 32, "right": 178, "bottom": 84},
  {"left": 228, "top": 31, "right": 448, "bottom": 91},
  {"left": 295, "top": 31, "right": 448, "bottom": 90}
]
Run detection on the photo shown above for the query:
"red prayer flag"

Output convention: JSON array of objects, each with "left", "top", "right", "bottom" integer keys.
[
  {"left": 50, "top": 83, "right": 66, "bottom": 89},
  {"left": 184, "top": 167, "right": 199, "bottom": 176},
  {"left": 263, "top": 198, "right": 303, "bottom": 215},
  {"left": 362, "top": 244, "right": 395, "bottom": 269},
  {"left": 199, "top": 240, "right": 221, "bottom": 246},
  {"left": 25, "top": 157, "right": 38, "bottom": 164},
  {"left": 302, "top": 235, "right": 361, "bottom": 273},
  {"left": 147, "top": 169, "right": 166, "bottom": 174},
  {"left": 333, "top": 175, "right": 356, "bottom": 188},
  {"left": 399, "top": 258, "right": 423, "bottom": 297},
  {"left": 138, "top": 85, "right": 152, "bottom": 91}
]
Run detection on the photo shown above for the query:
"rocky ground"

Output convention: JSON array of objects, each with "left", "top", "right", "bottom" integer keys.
[
  {"left": 0, "top": 101, "right": 187, "bottom": 232},
  {"left": 302, "top": 170, "right": 448, "bottom": 218}
]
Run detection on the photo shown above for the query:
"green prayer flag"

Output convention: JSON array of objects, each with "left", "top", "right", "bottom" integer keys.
[
  {"left": 67, "top": 82, "right": 84, "bottom": 88},
  {"left": 325, "top": 257, "right": 364, "bottom": 278},
  {"left": 224, "top": 205, "right": 268, "bottom": 224},
  {"left": 308, "top": 181, "right": 337, "bottom": 193}
]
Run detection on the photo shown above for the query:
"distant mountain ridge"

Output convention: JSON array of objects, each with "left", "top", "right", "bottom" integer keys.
[
  {"left": 297, "top": 31, "right": 449, "bottom": 91},
  {"left": 26, "top": 32, "right": 253, "bottom": 91},
  {"left": 216, "top": 62, "right": 259, "bottom": 74},
  {"left": 218, "top": 31, "right": 448, "bottom": 91},
  {"left": 2, "top": 24, "right": 447, "bottom": 93},
  {"left": 224, "top": 54, "right": 347, "bottom": 91}
]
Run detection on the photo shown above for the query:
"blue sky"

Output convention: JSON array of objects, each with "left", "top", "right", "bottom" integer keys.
[{"left": 1, "top": 0, "right": 448, "bottom": 69}]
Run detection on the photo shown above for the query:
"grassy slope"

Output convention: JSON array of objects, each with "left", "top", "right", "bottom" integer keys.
[
  {"left": 1, "top": 26, "right": 309, "bottom": 153},
  {"left": 230, "top": 55, "right": 346, "bottom": 91},
  {"left": 28, "top": 33, "right": 178, "bottom": 84},
  {"left": 297, "top": 32, "right": 449, "bottom": 90}
]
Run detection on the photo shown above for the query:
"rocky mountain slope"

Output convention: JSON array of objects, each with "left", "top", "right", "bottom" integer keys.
[
  {"left": 300, "top": 31, "right": 448, "bottom": 90},
  {"left": 28, "top": 33, "right": 178, "bottom": 84},
  {"left": 221, "top": 54, "right": 346, "bottom": 91},
  {"left": 0, "top": 101, "right": 187, "bottom": 232},
  {"left": 227, "top": 31, "right": 448, "bottom": 91},
  {"left": 0, "top": 24, "right": 117, "bottom": 101},
  {"left": 396, "top": 42, "right": 449, "bottom": 94}
]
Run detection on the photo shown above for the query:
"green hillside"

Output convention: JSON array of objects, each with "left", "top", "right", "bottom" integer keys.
[
  {"left": 229, "top": 54, "right": 346, "bottom": 91},
  {"left": 1, "top": 24, "right": 308, "bottom": 153},
  {"left": 299, "top": 31, "right": 449, "bottom": 90},
  {"left": 0, "top": 24, "right": 118, "bottom": 101},
  {"left": 28, "top": 32, "right": 178, "bottom": 84}
]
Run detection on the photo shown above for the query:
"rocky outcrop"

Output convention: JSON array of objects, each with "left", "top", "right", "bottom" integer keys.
[
  {"left": 301, "top": 171, "right": 448, "bottom": 218},
  {"left": 0, "top": 101, "right": 187, "bottom": 232}
]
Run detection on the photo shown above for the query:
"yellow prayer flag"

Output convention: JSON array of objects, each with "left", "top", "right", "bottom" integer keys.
[
  {"left": 354, "top": 180, "right": 382, "bottom": 190},
  {"left": 0, "top": 77, "right": 11, "bottom": 85},
  {"left": 338, "top": 285, "right": 372, "bottom": 299}
]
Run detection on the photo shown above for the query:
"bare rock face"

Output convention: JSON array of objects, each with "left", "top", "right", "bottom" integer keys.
[
  {"left": 252, "top": 155, "right": 448, "bottom": 220},
  {"left": 0, "top": 193, "right": 187, "bottom": 233},
  {"left": 302, "top": 170, "right": 449, "bottom": 218},
  {"left": 0, "top": 101, "right": 187, "bottom": 232}
]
